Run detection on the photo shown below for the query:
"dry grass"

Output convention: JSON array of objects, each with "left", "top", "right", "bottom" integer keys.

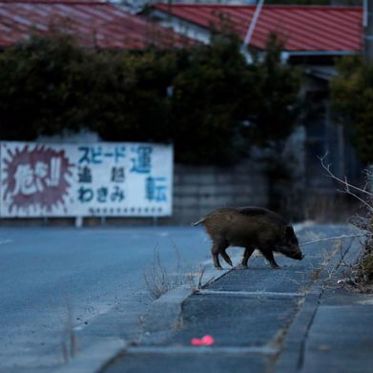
[
  {"left": 360, "top": 252, "right": 373, "bottom": 282},
  {"left": 144, "top": 248, "right": 181, "bottom": 300},
  {"left": 352, "top": 239, "right": 373, "bottom": 292},
  {"left": 61, "top": 303, "right": 78, "bottom": 363},
  {"left": 318, "top": 155, "right": 373, "bottom": 292},
  {"left": 143, "top": 247, "right": 206, "bottom": 300}
]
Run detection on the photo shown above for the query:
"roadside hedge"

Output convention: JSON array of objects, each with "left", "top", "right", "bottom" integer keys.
[
  {"left": 0, "top": 31, "right": 300, "bottom": 165},
  {"left": 331, "top": 56, "right": 373, "bottom": 164}
]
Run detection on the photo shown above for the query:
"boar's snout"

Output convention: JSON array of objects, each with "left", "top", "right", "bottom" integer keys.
[
  {"left": 279, "top": 244, "right": 304, "bottom": 260},
  {"left": 292, "top": 250, "right": 304, "bottom": 260}
]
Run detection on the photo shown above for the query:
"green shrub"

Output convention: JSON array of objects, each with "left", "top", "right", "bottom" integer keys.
[
  {"left": 0, "top": 31, "right": 301, "bottom": 165},
  {"left": 331, "top": 56, "right": 373, "bottom": 164}
]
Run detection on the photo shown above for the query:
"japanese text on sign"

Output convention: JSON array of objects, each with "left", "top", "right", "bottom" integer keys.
[{"left": 0, "top": 142, "right": 173, "bottom": 217}]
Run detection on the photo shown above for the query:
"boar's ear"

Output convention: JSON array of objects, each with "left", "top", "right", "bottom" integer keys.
[{"left": 285, "top": 226, "right": 295, "bottom": 240}]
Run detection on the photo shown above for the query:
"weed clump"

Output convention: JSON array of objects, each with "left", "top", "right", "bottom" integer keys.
[
  {"left": 319, "top": 156, "right": 373, "bottom": 291},
  {"left": 143, "top": 248, "right": 201, "bottom": 300},
  {"left": 358, "top": 241, "right": 373, "bottom": 284}
]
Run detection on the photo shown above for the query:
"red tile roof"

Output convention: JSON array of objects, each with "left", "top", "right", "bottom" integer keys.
[
  {"left": 153, "top": 4, "right": 362, "bottom": 52},
  {"left": 0, "top": 0, "right": 190, "bottom": 50}
]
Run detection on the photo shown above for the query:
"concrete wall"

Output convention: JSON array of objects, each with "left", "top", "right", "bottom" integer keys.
[{"left": 172, "top": 159, "right": 268, "bottom": 225}]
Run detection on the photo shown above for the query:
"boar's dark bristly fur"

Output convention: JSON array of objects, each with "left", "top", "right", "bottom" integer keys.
[{"left": 193, "top": 207, "right": 303, "bottom": 270}]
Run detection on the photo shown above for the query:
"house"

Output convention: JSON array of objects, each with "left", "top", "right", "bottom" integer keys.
[
  {"left": 0, "top": 0, "right": 191, "bottom": 50},
  {"left": 0, "top": 1, "right": 365, "bottom": 220},
  {"left": 150, "top": 5, "right": 361, "bottom": 56},
  {"left": 149, "top": 4, "right": 364, "bottom": 198}
]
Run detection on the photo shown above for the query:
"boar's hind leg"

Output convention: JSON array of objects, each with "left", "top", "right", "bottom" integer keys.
[
  {"left": 260, "top": 249, "right": 280, "bottom": 269},
  {"left": 211, "top": 244, "right": 222, "bottom": 269},
  {"left": 240, "top": 247, "right": 255, "bottom": 268},
  {"left": 211, "top": 240, "right": 229, "bottom": 269}
]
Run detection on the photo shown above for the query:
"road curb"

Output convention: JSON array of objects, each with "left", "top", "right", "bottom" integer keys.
[
  {"left": 273, "top": 285, "right": 323, "bottom": 373},
  {"left": 140, "top": 222, "right": 309, "bottom": 343},
  {"left": 51, "top": 256, "right": 236, "bottom": 373},
  {"left": 274, "top": 229, "right": 365, "bottom": 373},
  {"left": 52, "top": 338, "right": 126, "bottom": 373},
  {"left": 143, "top": 285, "right": 193, "bottom": 333},
  {"left": 141, "top": 260, "right": 236, "bottom": 340}
]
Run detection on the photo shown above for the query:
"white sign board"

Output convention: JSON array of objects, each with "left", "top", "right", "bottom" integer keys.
[{"left": 0, "top": 142, "right": 173, "bottom": 217}]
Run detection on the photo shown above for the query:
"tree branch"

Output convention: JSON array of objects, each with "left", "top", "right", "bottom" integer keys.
[
  {"left": 300, "top": 233, "right": 371, "bottom": 246},
  {"left": 319, "top": 153, "right": 373, "bottom": 212},
  {"left": 319, "top": 153, "right": 372, "bottom": 196}
]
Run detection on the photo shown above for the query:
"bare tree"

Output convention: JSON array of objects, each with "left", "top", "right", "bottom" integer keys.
[{"left": 319, "top": 153, "right": 373, "bottom": 287}]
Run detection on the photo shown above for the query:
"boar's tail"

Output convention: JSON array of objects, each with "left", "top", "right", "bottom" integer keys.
[{"left": 192, "top": 217, "right": 206, "bottom": 226}]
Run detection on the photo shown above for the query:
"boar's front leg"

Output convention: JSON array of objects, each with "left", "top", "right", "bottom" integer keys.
[
  {"left": 238, "top": 246, "right": 255, "bottom": 269},
  {"left": 260, "top": 248, "right": 280, "bottom": 269}
]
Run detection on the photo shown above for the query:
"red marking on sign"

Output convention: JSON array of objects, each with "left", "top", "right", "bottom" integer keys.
[{"left": 2, "top": 145, "right": 73, "bottom": 213}]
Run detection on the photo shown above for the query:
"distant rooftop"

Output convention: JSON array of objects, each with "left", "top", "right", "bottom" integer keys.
[
  {"left": 153, "top": 4, "right": 362, "bottom": 53},
  {"left": 0, "top": 0, "right": 191, "bottom": 49}
]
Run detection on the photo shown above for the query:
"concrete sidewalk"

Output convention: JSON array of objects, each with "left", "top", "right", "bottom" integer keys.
[
  {"left": 99, "top": 225, "right": 372, "bottom": 373},
  {"left": 275, "top": 233, "right": 373, "bottom": 373},
  {"left": 300, "top": 288, "right": 373, "bottom": 373},
  {"left": 297, "top": 253, "right": 373, "bottom": 373}
]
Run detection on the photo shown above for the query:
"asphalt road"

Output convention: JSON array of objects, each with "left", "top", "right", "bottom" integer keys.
[
  {"left": 0, "top": 224, "right": 358, "bottom": 373},
  {"left": 0, "top": 226, "right": 211, "bottom": 373}
]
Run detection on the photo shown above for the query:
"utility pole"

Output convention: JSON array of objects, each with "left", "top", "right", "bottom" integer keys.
[
  {"left": 241, "top": 0, "right": 264, "bottom": 52},
  {"left": 364, "top": 0, "right": 373, "bottom": 61}
]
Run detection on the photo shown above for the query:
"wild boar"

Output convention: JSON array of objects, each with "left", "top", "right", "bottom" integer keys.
[{"left": 193, "top": 206, "right": 303, "bottom": 269}]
